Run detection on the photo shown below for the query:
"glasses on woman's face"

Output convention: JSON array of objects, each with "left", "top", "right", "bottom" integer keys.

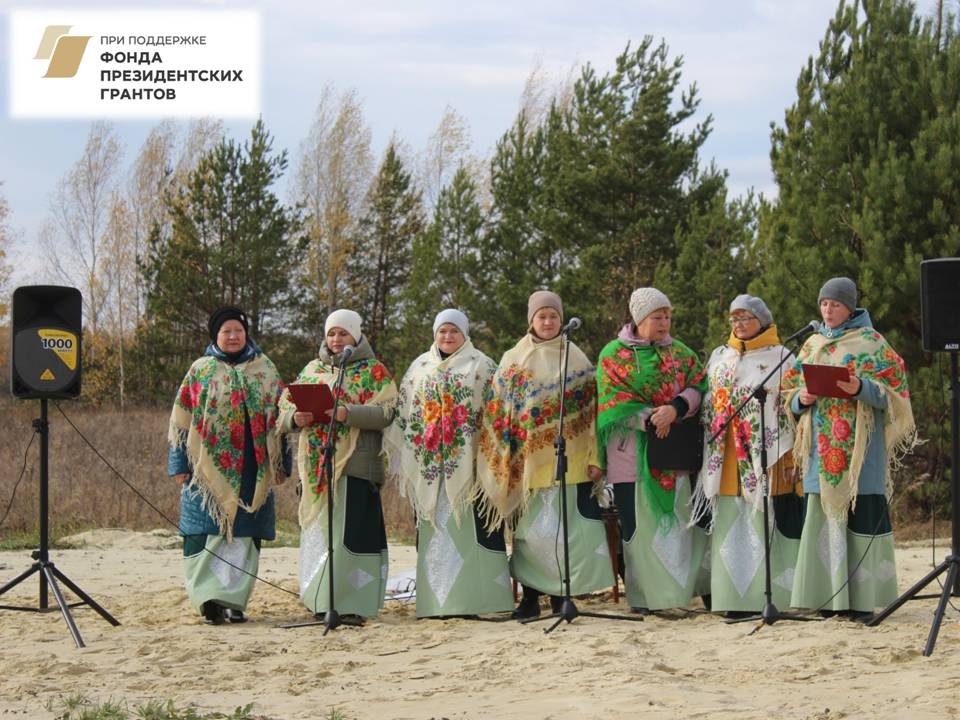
[{"left": 729, "top": 315, "right": 757, "bottom": 326}]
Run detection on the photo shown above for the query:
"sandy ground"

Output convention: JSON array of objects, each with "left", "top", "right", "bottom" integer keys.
[{"left": 1, "top": 530, "right": 960, "bottom": 719}]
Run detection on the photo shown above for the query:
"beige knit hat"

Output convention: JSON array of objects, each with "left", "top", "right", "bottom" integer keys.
[
  {"left": 629, "top": 287, "right": 672, "bottom": 324},
  {"left": 527, "top": 290, "right": 563, "bottom": 324}
]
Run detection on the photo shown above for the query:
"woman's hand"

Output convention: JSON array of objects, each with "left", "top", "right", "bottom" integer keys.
[
  {"left": 587, "top": 464, "right": 604, "bottom": 482},
  {"left": 836, "top": 375, "right": 862, "bottom": 396},
  {"left": 293, "top": 411, "right": 314, "bottom": 428},
  {"left": 336, "top": 406, "right": 348, "bottom": 423},
  {"left": 650, "top": 404, "right": 678, "bottom": 439},
  {"left": 172, "top": 473, "right": 189, "bottom": 485},
  {"left": 798, "top": 390, "right": 818, "bottom": 407}
]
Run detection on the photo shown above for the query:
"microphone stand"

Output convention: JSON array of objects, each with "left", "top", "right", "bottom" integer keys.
[
  {"left": 710, "top": 337, "right": 818, "bottom": 631},
  {"left": 522, "top": 326, "right": 644, "bottom": 633},
  {"left": 281, "top": 349, "right": 361, "bottom": 634}
]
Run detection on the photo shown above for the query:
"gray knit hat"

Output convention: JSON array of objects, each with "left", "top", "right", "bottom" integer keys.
[
  {"left": 818, "top": 277, "right": 857, "bottom": 312},
  {"left": 729, "top": 294, "right": 773, "bottom": 329},
  {"left": 527, "top": 290, "right": 563, "bottom": 324},
  {"left": 629, "top": 287, "right": 672, "bottom": 325}
]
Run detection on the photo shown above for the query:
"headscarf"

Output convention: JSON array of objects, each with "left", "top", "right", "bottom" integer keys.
[
  {"left": 279, "top": 336, "right": 398, "bottom": 530},
  {"left": 384, "top": 336, "right": 496, "bottom": 527},
  {"left": 596, "top": 324, "right": 706, "bottom": 525},
  {"left": 693, "top": 324, "right": 794, "bottom": 525},
  {"left": 780, "top": 309, "right": 916, "bottom": 521},
  {"left": 475, "top": 333, "right": 598, "bottom": 530},
  {"left": 168, "top": 341, "right": 284, "bottom": 541}
]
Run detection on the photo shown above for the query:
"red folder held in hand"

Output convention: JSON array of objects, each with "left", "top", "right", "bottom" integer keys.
[
  {"left": 801, "top": 363, "right": 854, "bottom": 399},
  {"left": 288, "top": 383, "right": 334, "bottom": 423}
]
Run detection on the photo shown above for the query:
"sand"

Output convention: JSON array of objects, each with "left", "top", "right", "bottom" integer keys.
[{"left": 1, "top": 530, "right": 960, "bottom": 719}]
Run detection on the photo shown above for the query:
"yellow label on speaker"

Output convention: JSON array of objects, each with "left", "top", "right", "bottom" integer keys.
[
  {"left": 37, "top": 329, "right": 77, "bottom": 371},
  {"left": 40, "top": 368, "right": 55, "bottom": 381}
]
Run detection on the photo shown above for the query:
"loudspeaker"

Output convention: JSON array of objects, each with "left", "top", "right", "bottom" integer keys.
[
  {"left": 921, "top": 258, "right": 960, "bottom": 352},
  {"left": 10, "top": 285, "right": 82, "bottom": 399}
]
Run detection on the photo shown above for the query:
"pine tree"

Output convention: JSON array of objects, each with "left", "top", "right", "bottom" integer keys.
[
  {"left": 348, "top": 143, "right": 424, "bottom": 366},
  {"left": 754, "top": 0, "right": 960, "bottom": 504},
  {"left": 138, "top": 120, "right": 303, "bottom": 399}
]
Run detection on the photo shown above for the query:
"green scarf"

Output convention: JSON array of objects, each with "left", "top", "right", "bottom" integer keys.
[
  {"left": 168, "top": 351, "right": 284, "bottom": 541},
  {"left": 596, "top": 337, "right": 706, "bottom": 524}
]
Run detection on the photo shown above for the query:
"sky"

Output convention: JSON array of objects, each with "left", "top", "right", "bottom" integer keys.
[{"left": 1, "top": 0, "right": 931, "bottom": 286}]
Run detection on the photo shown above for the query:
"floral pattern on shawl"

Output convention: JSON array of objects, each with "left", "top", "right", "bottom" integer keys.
[
  {"left": 781, "top": 323, "right": 915, "bottom": 519},
  {"left": 280, "top": 357, "right": 394, "bottom": 498},
  {"left": 169, "top": 350, "right": 284, "bottom": 539},
  {"left": 476, "top": 334, "right": 598, "bottom": 530},
  {"left": 597, "top": 339, "right": 705, "bottom": 523},
  {"left": 384, "top": 341, "right": 496, "bottom": 526}
]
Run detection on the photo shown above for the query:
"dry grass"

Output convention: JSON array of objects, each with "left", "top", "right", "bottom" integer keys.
[{"left": 0, "top": 400, "right": 415, "bottom": 543}]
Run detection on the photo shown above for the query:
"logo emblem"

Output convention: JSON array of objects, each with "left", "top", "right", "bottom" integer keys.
[{"left": 34, "top": 25, "right": 91, "bottom": 78}]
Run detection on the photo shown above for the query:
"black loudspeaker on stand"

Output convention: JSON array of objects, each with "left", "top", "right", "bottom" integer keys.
[
  {"left": 0, "top": 286, "right": 119, "bottom": 648},
  {"left": 867, "top": 258, "right": 960, "bottom": 656},
  {"left": 521, "top": 321, "right": 643, "bottom": 633}
]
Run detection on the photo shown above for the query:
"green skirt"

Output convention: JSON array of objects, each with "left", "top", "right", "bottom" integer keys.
[
  {"left": 790, "top": 493, "right": 897, "bottom": 612},
  {"left": 511, "top": 483, "right": 615, "bottom": 597},
  {"left": 614, "top": 477, "right": 709, "bottom": 610},
  {"left": 300, "top": 476, "right": 388, "bottom": 618},
  {"left": 415, "top": 488, "right": 513, "bottom": 617},
  {"left": 710, "top": 495, "right": 803, "bottom": 612},
  {"left": 183, "top": 535, "right": 260, "bottom": 613}
]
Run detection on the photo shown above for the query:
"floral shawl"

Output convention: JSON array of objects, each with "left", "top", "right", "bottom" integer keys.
[
  {"left": 279, "top": 337, "right": 398, "bottom": 530},
  {"left": 597, "top": 334, "right": 706, "bottom": 525},
  {"left": 168, "top": 343, "right": 284, "bottom": 541},
  {"left": 780, "top": 311, "right": 916, "bottom": 521},
  {"left": 693, "top": 325, "right": 795, "bottom": 525},
  {"left": 475, "top": 333, "right": 598, "bottom": 530},
  {"left": 383, "top": 340, "right": 497, "bottom": 528}
]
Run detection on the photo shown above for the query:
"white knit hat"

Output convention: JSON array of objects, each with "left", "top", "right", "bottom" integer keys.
[
  {"left": 324, "top": 309, "right": 363, "bottom": 343},
  {"left": 433, "top": 308, "right": 469, "bottom": 338},
  {"left": 629, "top": 287, "right": 672, "bottom": 325}
]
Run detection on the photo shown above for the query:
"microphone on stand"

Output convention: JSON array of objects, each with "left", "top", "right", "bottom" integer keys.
[
  {"left": 783, "top": 321, "right": 818, "bottom": 344},
  {"left": 338, "top": 345, "right": 355, "bottom": 367},
  {"left": 561, "top": 317, "right": 582, "bottom": 335}
]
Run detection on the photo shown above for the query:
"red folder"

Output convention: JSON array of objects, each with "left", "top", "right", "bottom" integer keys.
[
  {"left": 801, "top": 363, "right": 855, "bottom": 399},
  {"left": 287, "top": 383, "right": 334, "bottom": 422}
]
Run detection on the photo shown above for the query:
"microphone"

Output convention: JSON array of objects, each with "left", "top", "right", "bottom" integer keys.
[
  {"left": 561, "top": 317, "right": 582, "bottom": 335},
  {"left": 339, "top": 345, "right": 355, "bottom": 365},
  {"left": 784, "top": 321, "right": 817, "bottom": 344}
]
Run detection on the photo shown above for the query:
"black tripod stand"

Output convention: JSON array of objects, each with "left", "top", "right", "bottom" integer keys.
[
  {"left": 0, "top": 399, "right": 120, "bottom": 648},
  {"left": 281, "top": 351, "right": 362, "bottom": 634},
  {"left": 522, "top": 327, "right": 643, "bottom": 633},
  {"left": 710, "top": 348, "right": 817, "bottom": 631},
  {"left": 867, "top": 351, "right": 960, "bottom": 656}
]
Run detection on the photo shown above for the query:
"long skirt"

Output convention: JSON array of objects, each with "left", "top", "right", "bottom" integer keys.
[
  {"left": 790, "top": 493, "right": 897, "bottom": 612},
  {"left": 415, "top": 487, "right": 513, "bottom": 617},
  {"left": 183, "top": 535, "right": 260, "bottom": 612},
  {"left": 511, "top": 483, "right": 615, "bottom": 597},
  {"left": 614, "top": 476, "right": 709, "bottom": 610},
  {"left": 710, "top": 494, "right": 803, "bottom": 612},
  {"left": 300, "top": 475, "right": 389, "bottom": 618}
]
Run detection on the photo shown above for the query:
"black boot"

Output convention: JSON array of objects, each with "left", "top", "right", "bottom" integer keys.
[
  {"left": 201, "top": 601, "right": 224, "bottom": 625},
  {"left": 549, "top": 595, "right": 564, "bottom": 613},
  {"left": 511, "top": 586, "right": 541, "bottom": 620}
]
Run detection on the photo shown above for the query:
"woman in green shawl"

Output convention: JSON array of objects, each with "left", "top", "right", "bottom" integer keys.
[{"left": 596, "top": 288, "right": 709, "bottom": 612}]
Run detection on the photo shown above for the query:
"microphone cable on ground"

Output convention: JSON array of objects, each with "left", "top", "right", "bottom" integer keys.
[{"left": 53, "top": 401, "right": 300, "bottom": 599}]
